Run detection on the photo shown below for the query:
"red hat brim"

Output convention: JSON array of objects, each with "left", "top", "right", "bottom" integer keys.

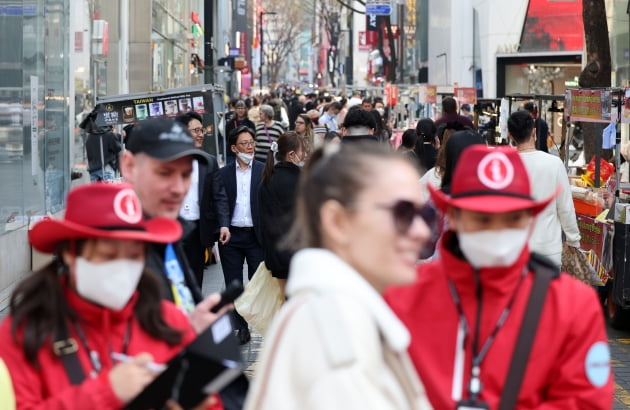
[
  {"left": 29, "top": 217, "right": 182, "bottom": 254},
  {"left": 428, "top": 183, "right": 560, "bottom": 216}
]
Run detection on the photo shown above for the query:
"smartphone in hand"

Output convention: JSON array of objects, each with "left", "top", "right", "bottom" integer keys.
[{"left": 210, "top": 280, "right": 244, "bottom": 313}]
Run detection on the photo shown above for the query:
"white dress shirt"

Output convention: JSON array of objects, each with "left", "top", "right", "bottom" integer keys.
[
  {"left": 231, "top": 161, "right": 254, "bottom": 227},
  {"left": 180, "top": 159, "right": 200, "bottom": 221}
]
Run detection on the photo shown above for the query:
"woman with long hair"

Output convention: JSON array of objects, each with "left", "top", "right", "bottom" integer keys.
[
  {"left": 0, "top": 183, "right": 225, "bottom": 409},
  {"left": 258, "top": 131, "right": 307, "bottom": 293},
  {"left": 293, "top": 113, "right": 314, "bottom": 155},
  {"left": 246, "top": 142, "right": 433, "bottom": 410}
]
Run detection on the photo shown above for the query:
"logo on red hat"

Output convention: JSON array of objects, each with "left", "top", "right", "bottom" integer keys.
[
  {"left": 113, "top": 189, "right": 142, "bottom": 224},
  {"left": 477, "top": 152, "right": 514, "bottom": 190}
]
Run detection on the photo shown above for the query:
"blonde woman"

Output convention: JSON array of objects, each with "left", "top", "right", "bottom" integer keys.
[{"left": 246, "top": 143, "right": 433, "bottom": 410}]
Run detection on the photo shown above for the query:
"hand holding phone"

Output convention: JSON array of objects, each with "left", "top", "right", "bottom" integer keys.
[{"left": 210, "top": 280, "right": 244, "bottom": 313}]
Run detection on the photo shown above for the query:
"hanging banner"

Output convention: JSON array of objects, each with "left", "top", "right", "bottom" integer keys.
[
  {"left": 94, "top": 88, "right": 213, "bottom": 126},
  {"left": 418, "top": 85, "right": 437, "bottom": 104},
  {"left": 454, "top": 87, "right": 477, "bottom": 105},
  {"left": 30, "top": 75, "right": 39, "bottom": 177},
  {"left": 566, "top": 89, "right": 612, "bottom": 123}
]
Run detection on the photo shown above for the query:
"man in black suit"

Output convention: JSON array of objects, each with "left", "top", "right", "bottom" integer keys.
[
  {"left": 176, "top": 112, "right": 231, "bottom": 287},
  {"left": 219, "top": 125, "right": 264, "bottom": 344}
]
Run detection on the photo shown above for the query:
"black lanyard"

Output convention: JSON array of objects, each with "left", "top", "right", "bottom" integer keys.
[
  {"left": 447, "top": 268, "right": 527, "bottom": 402},
  {"left": 72, "top": 319, "right": 132, "bottom": 378}
]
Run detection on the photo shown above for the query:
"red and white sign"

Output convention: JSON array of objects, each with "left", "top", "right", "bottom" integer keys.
[
  {"left": 418, "top": 85, "right": 437, "bottom": 104},
  {"left": 384, "top": 83, "right": 398, "bottom": 106},
  {"left": 454, "top": 87, "right": 477, "bottom": 105},
  {"left": 477, "top": 152, "right": 514, "bottom": 190},
  {"left": 358, "top": 31, "right": 376, "bottom": 52}
]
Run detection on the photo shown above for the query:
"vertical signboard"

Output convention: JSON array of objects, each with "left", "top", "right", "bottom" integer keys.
[{"left": 30, "top": 76, "right": 39, "bottom": 176}]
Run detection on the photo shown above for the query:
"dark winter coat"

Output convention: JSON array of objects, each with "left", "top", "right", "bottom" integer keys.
[{"left": 258, "top": 162, "right": 300, "bottom": 279}]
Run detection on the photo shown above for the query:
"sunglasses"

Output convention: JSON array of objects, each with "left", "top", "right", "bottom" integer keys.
[{"left": 376, "top": 200, "right": 435, "bottom": 234}]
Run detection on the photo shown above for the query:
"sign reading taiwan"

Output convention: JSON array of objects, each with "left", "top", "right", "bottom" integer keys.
[
  {"left": 95, "top": 89, "right": 210, "bottom": 126},
  {"left": 566, "top": 89, "right": 612, "bottom": 123}
]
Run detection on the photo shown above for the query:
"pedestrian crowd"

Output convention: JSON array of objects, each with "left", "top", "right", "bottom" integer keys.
[{"left": 0, "top": 89, "right": 614, "bottom": 410}]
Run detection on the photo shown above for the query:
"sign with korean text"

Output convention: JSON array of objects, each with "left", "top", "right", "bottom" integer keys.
[
  {"left": 577, "top": 215, "right": 613, "bottom": 284},
  {"left": 566, "top": 89, "right": 612, "bottom": 123},
  {"left": 418, "top": 85, "right": 437, "bottom": 104},
  {"left": 454, "top": 87, "right": 477, "bottom": 105}
]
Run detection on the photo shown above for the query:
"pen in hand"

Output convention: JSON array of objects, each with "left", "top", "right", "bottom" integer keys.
[{"left": 111, "top": 352, "right": 166, "bottom": 373}]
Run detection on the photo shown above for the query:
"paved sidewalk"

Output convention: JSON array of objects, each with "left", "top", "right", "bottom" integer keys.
[{"left": 200, "top": 259, "right": 262, "bottom": 379}]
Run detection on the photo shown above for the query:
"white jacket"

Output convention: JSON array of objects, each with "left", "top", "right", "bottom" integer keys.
[
  {"left": 244, "top": 249, "right": 432, "bottom": 410},
  {"left": 519, "top": 151, "right": 581, "bottom": 265}
]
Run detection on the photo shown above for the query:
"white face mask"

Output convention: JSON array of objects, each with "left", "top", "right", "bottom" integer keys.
[
  {"left": 75, "top": 257, "right": 144, "bottom": 311},
  {"left": 236, "top": 152, "right": 254, "bottom": 165},
  {"left": 457, "top": 228, "right": 530, "bottom": 268}
]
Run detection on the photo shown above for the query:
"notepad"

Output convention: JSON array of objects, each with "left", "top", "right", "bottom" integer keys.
[{"left": 125, "top": 313, "right": 244, "bottom": 410}]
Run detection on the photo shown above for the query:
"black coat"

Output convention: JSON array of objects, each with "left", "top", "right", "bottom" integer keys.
[
  {"left": 258, "top": 162, "right": 300, "bottom": 279},
  {"left": 198, "top": 156, "right": 230, "bottom": 247},
  {"left": 85, "top": 131, "right": 122, "bottom": 172},
  {"left": 219, "top": 160, "right": 264, "bottom": 245}
]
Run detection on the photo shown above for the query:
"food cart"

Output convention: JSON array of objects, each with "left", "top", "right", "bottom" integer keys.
[{"left": 563, "top": 87, "right": 630, "bottom": 328}]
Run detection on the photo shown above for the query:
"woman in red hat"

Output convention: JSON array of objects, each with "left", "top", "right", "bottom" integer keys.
[
  {"left": 386, "top": 145, "right": 613, "bottom": 409},
  {"left": 0, "top": 183, "right": 224, "bottom": 410}
]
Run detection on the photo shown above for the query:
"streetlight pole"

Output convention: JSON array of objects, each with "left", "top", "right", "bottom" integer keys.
[{"left": 259, "top": 11, "right": 276, "bottom": 95}]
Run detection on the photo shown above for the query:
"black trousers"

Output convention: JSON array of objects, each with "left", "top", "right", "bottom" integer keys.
[
  {"left": 181, "top": 221, "right": 205, "bottom": 288},
  {"left": 218, "top": 226, "right": 263, "bottom": 330}
]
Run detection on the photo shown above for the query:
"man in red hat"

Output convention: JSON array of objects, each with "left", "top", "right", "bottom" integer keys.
[{"left": 386, "top": 145, "right": 612, "bottom": 409}]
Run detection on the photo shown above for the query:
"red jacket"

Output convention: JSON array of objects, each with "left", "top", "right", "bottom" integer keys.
[
  {"left": 0, "top": 282, "right": 220, "bottom": 410},
  {"left": 385, "top": 232, "right": 613, "bottom": 409}
]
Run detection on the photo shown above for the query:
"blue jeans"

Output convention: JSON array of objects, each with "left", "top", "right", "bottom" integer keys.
[{"left": 89, "top": 165, "right": 116, "bottom": 182}]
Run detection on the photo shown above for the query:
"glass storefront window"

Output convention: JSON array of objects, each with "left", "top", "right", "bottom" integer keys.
[{"left": 0, "top": 0, "right": 70, "bottom": 235}]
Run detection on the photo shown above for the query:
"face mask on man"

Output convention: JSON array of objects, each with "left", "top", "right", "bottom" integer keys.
[
  {"left": 75, "top": 257, "right": 144, "bottom": 311},
  {"left": 458, "top": 228, "right": 530, "bottom": 268},
  {"left": 236, "top": 152, "right": 254, "bottom": 165}
]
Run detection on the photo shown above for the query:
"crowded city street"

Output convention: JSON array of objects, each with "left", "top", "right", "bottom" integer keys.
[{"left": 2, "top": 0, "right": 630, "bottom": 409}]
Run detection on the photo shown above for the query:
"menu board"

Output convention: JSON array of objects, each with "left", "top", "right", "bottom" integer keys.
[{"left": 95, "top": 89, "right": 210, "bottom": 127}]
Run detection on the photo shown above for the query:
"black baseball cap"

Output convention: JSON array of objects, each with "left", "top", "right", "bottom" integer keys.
[{"left": 126, "top": 118, "right": 210, "bottom": 163}]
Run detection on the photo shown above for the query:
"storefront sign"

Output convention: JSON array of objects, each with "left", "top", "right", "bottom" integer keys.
[
  {"left": 566, "top": 89, "right": 612, "bottom": 123},
  {"left": 95, "top": 89, "right": 212, "bottom": 126},
  {"left": 384, "top": 84, "right": 398, "bottom": 106},
  {"left": 454, "top": 87, "right": 477, "bottom": 105},
  {"left": 418, "top": 85, "right": 437, "bottom": 104},
  {"left": 358, "top": 31, "right": 376, "bottom": 52}
]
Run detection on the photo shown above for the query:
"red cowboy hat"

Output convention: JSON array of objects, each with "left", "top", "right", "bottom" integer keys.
[
  {"left": 429, "top": 145, "right": 559, "bottom": 215},
  {"left": 30, "top": 182, "right": 182, "bottom": 253}
]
